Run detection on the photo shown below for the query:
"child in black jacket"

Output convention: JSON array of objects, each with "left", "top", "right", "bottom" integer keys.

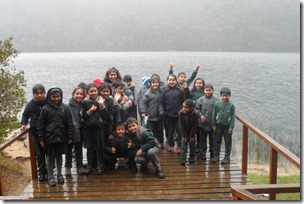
[
  {"left": 179, "top": 99, "right": 200, "bottom": 165},
  {"left": 38, "top": 87, "right": 73, "bottom": 187},
  {"left": 20, "top": 84, "right": 47, "bottom": 182}
]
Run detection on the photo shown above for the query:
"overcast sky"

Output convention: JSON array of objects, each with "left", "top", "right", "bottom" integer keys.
[{"left": 0, "top": 0, "right": 300, "bottom": 52}]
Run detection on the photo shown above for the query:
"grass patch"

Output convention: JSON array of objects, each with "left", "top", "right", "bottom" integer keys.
[
  {"left": 0, "top": 152, "right": 24, "bottom": 175},
  {"left": 248, "top": 173, "right": 301, "bottom": 200}
]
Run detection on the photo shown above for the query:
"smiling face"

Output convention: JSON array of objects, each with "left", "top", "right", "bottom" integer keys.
[
  {"left": 88, "top": 86, "right": 98, "bottom": 100},
  {"left": 221, "top": 93, "right": 230, "bottom": 103},
  {"left": 127, "top": 122, "right": 138, "bottom": 134},
  {"left": 109, "top": 71, "right": 117, "bottom": 82},
  {"left": 113, "top": 86, "right": 124, "bottom": 94},
  {"left": 72, "top": 88, "right": 84, "bottom": 103},
  {"left": 50, "top": 92, "right": 61, "bottom": 105},
  {"left": 100, "top": 87, "right": 111, "bottom": 99},
  {"left": 195, "top": 79, "right": 204, "bottom": 90},
  {"left": 182, "top": 102, "right": 192, "bottom": 113},
  {"left": 151, "top": 80, "right": 159, "bottom": 90},
  {"left": 116, "top": 125, "right": 126, "bottom": 139},
  {"left": 167, "top": 76, "right": 177, "bottom": 87}
]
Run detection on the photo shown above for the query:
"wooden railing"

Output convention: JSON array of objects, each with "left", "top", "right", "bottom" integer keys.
[
  {"left": 230, "top": 115, "right": 301, "bottom": 200},
  {"left": 0, "top": 129, "right": 36, "bottom": 198}
]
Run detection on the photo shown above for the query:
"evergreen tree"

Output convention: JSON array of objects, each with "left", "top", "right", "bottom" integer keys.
[{"left": 0, "top": 37, "right": 26, "bottom": 142}]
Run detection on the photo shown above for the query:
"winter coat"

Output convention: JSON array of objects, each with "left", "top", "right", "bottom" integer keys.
[
  {"left": 38, "top": 87, "right": 73, "bottom": 144},
  {"left": 196, "top": 95, "right": 219, "bottom": 131},
  {"left": 179, "top": 109, "right": 200, "bottom": 139},
  {"left": 141, "top": 88, "right": 162, "bottom": 121},
  {"left": 127, "top": 127, "right": 157, "bottom": 152},
  {"left": 21, "top": 98, "right": 47, "bottom": 130},
  {"left": 160, "top": 85, "right": 190, "bottom": 117},
  {"left": 191, "top": 89, "right": 205, "bottom": 102},
  {"left": 212, "top": 100, "right": 236, "bottom": 130},
  {"left": 137, "top": 85, "right": 150, "bottom": 114},
  {"left": 103, "top": 134, "right": 131, "bottom": 157},
  {"left": 68, "top": 98, "right": 83, "bottom": 143}
]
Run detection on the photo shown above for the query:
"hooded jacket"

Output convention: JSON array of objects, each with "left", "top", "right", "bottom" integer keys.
[{"left": 38, "top": 87, "right": 73, "bottom": 144}]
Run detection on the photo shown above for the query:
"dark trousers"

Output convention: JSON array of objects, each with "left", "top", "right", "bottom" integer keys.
[
  {"left": 31, "top": 129, "right": 47, "bottom": 175},
  {"left": 181, "top": 138, "right": 196, "bottom": 161},
  {"left": 147, "top": 120, "right": 164, "bottom": 144},
  {"left": 164, "top": 117, "right": 178, "bottom": 147},
  {"left": 102, "top": 153, "right": 118, "bottom": 168},
  {"left": 65, "top": 141, "right": 83, "bottom": 169},
  {"left": 196, "top": 128, "right": 201, "bottom": 151},
  {"left": 213, "top": 124, "right": 232, "bottom": 158},
  {"left": 46, "top": 154, "right": 63, "bottom": 179},
  {"left": 134, "top": 147, "right": 161, "bottom": 172},
  {"left": 199, "top": 129, "right": 214, "bottom": 157},
  {"left": 87, "top": 149, "right": 103, "bottom": 170}
]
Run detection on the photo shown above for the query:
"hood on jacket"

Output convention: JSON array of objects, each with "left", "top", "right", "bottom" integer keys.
[{"left": 46, "top": 87, "right": 63, "bottom": 107}]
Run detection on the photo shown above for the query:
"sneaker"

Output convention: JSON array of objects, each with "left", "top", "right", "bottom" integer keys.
[
  {"left": 200, "top": 154, "right": 207, "bottom": 161},
  {"left": 189, "top": 156, "right": 196, "bottom": 163},
  {"left": 167, "top": 146, "right": 174, "bottom": 152},
  {"left": 141, "top": 165, "right": 148, "bottom": 172},
  {"left": 156, "top": 170, "right": 165, "bottom": 179},
  {"left": 221, "top": 157, "right": 230, "bottom": 164},
  {"left": 38, "top": 173, "right": 46, "bottom": 182},
  {"left": 77, "top": 167, "right": 85, "bottom": 175},
  {"left": 57, "top": 175, "right": 65, "bottom": 184},
  {"left": 84, "top": 168, "right": 92, "bottom": 175},
  {"left": 65, "top": 167, "right": 71, "bottom": 177},
  {"left": 97, "top": 169, "right": 103, "bottom": 175},
  {"left": 160, "top": 143, "right": 166, "bottom": 149},
  {"left": 181, "top": 159, "right": 186, "bottom": 165},
  {"left": 177, "top": 148, "right": 182, "bottom": 154},
  {"left": 48, "top": 178, "right": 57, "bottom": 187},
  {"left": 210, "top": 156, "right": 219, "bottom": 163}
]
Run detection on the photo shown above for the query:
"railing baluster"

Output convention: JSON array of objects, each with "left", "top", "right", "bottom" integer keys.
[
  {"left": 0, "top": 166, "right": 3, "bottom": 196},
  {"left": 28, "top": 131, "right": 38, "bottom": 179},
  {"left": 269, "top": 147, "right": 278, "bottom": 200},
  {"left": 242, "top": 125, "right": 248, "bottom": 175}
]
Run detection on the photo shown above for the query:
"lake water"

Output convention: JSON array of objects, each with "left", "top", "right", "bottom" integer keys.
[{"left": 13, "top": 52, "right": 300, "bottom": 164}]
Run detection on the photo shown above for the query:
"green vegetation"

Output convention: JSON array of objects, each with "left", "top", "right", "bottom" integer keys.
[
  {"left": 0, "top": 152, "right": 23, "bottom": 175},
  {"left": 0, "top": 37, "right": 27, "bottom": 142},
  {"left": 248, "top": 173, "right": 301, "bottom": 200}
]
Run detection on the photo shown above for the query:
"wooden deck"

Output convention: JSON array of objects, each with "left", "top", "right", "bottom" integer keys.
[{"left": 19, "top": 150, "right": 251, "bottom": 201}]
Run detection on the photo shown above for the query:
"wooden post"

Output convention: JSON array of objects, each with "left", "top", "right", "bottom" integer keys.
[
  {"left": 28, "top": 131, "right": 38, "bottom": 179},
  {"left": 269, "top": 147, "right": 278, "bottom": 200},
  {"left": 0, "top": 166, "right": 3, "bottom": 196},
  {"left": 242, "top": 125, "right": 248, "bottom": 175}
]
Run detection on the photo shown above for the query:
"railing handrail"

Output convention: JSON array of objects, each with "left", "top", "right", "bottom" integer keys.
[
  {"left": 231, "top": 115, "right": 301, "bottom": 200},
  {"left": 0, "top": 129, "right": 28, "bottom": 152},
  {"left": 236, "top": 115, "right": 300, "bottom": 169}
]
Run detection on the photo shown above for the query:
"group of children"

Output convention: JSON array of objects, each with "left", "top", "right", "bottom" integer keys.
[{"left": 20, "top": 64, "right": 235, "bottom": 187}]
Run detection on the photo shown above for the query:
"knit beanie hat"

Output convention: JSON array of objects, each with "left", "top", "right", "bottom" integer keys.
[
  {"left": 142, "top": 77, "right": 151, "bottom": 86},
  {"left": 93, "top": 77, "right": 103, "bottom": 87}
]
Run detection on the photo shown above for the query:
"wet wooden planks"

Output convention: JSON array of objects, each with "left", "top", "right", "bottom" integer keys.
[{"left": 19, "top": 151, "right": 251, "bottom": 200}]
